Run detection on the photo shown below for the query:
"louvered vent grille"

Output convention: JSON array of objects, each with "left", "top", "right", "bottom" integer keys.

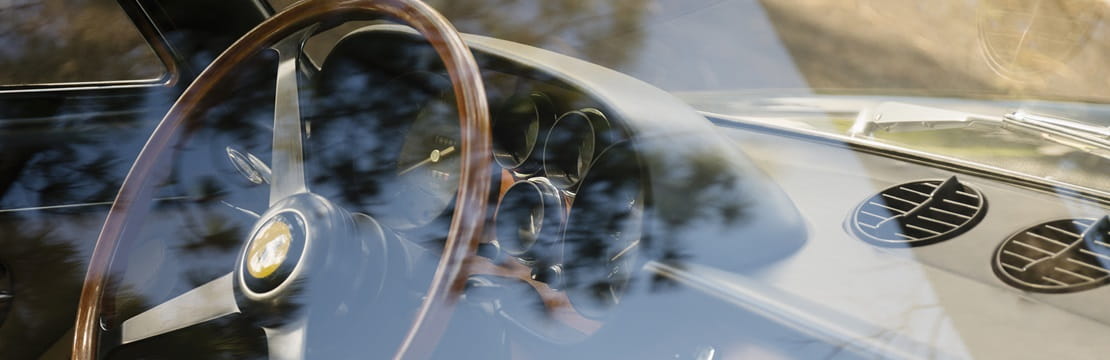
[
  {"left": 994, "top": 216, "right": 1110, "bottom": 293},
  {"left": 850, "top": 176, "right": 987, "bottom": 247}
]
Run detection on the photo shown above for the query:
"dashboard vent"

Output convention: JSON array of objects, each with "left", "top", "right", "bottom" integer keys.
[
  {"left": 994, "top": 216, "right": 1110, "bottom": 293},
  {"left": 849, "top": 176, "right": 987, "bottom": 247}
]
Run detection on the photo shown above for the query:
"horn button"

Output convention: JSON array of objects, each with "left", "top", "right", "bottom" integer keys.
[
  {"left": 234, "top": 193, "right": 389, "bottom": 325},
  {"left": 242, "top": 211, "right": 305, "bottom": 293}
]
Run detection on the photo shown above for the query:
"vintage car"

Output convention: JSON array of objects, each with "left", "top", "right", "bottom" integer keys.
[{"left": 0, "top": 0, "right": 1107, "bottom": 358}]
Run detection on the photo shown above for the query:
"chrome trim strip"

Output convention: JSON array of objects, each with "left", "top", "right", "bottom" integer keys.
[
  {"left": 0, "top": 82, "right": 171, "bottom": 95},
  {"left": 703, "top": 111, "right": 1110, "bottom": 207},
  {"left": 0, "top": 196, "right": 191, "bottom": 214}
]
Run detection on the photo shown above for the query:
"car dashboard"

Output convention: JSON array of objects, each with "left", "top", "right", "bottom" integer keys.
[
  {"left": 692, "top": 118, "right": 1110, "bottom": 359},
  {"left": 2, "top": 16, "right": 1109, "bottom": 360}
]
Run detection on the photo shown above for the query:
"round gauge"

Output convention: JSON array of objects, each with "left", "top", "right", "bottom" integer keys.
[
  {"left": 561, "top": 142, "right": 643, "bottom": 319},
  {"left": 543, "top": 109, "right": 609, "bottom": 188},
  {"left": 494, "top": 178, "right": 565, "bottom": 258},
  {"left": 379, "top": 84, "right": 462, "bottom": 230},
  {"left": 492, "top": 92, "right": 552, "bottom": 174},
  {"left": 311, "top": 69, "right": 463, "bottom": 231}
]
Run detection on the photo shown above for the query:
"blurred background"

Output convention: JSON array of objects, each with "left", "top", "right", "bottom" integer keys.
[{"left": 5, "top": 0, "right": 1107, "bottom": 100}]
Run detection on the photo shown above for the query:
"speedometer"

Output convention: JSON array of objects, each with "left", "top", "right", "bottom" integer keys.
[
  {"left": 318, "top": 69, "right": 465, "bottom": 231},
  {"left": 309, "top": 63, "right": 465, "bottom": 232},
  {"left": 384, "top": 85, "right": 463, "bottom": 229}
]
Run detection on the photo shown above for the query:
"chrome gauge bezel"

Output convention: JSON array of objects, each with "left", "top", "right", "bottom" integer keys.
[
  {"left": 493, "top": 178, "right": 566, "bottom": 258},
  {"left": 543, "top": 109, "right": 610, "bottom": 189},
  {"left": 492, "top": 91, "right": 553, "bottom": 175}
]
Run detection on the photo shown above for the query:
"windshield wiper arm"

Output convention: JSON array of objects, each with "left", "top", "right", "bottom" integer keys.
[
  {"left": 1002, "top": 111, "right": 1110, "bottom": 156},
  {"left": 849, "top": 102, "right": 1110, "bottom": 159}
]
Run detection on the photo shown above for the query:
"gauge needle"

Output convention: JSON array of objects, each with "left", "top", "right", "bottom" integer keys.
[
  {"left": 518, "top": 213, "right": 539, "bottom": 241},
  {"left": 610, "top": 239, "right": 641, "bottom": 262},
  {"left": 398, "top": 145, "right": 456, "bottom": 175}
]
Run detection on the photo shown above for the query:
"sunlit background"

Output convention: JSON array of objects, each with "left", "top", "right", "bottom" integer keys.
[{"left": 0, "top": 0, "right": 1107, "bottom": 359}]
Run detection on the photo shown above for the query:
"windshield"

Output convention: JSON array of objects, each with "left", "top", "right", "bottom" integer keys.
[
  {"left": 368, "top": 0, "right": 1110, "bottom": 105},
  {"left": 389, "top": 0, "right": 1106, "bottom": 193}
]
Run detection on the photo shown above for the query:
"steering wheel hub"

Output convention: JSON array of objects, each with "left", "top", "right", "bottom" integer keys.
[
  {"left": 243, "top": 211, "right": 306, "bottom": 293},
  {"left": 236, "top": 193, "right": 360, "bottom": 301}
]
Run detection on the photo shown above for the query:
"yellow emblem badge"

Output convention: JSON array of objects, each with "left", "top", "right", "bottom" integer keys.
[{"left": 247, "top": 219, "right": 293, "bottom": 278}]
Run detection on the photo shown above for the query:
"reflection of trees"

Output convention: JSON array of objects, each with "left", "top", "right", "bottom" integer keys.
[
  {"left": 0, "top": 1, "right": 813, "bottom": 356},
  {"left": 107, "top": 201, "right": 267, "bottom": 360},
  {"left": 131, "top": 23, "right": 789, "bottom": 359},
  {"left": 180, "top": 25, "right": 783, "bottom": 358},
  {"left": 10, "top": 0, "right": 1108, "bottom": 358},
  {"left": 301, "top": 44, "right": 447, "bottom": 211},
  {"left": 0, "top": 96, "right": 159, "bottom": 210},
  {"left": 301, "top": 0, "right": 652, "bottom": 78},
  {"left": 0, "top": 58, "right": 170, "bottom": 360},
  {"left": 0, "top": 212, "right": 89, "bottom": 359},
  {"left": 3, "top": 146, "right": 122, "bottom": 207},
  {"left": 426, "top": 0, "right": 650, "bottom": 71}
]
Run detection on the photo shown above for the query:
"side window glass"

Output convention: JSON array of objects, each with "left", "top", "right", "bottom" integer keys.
[{"left": 0, "top": 0, "right": 166, "bottom": 86}]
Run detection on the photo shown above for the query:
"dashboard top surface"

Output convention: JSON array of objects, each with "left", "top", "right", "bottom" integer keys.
[{"left": 715, "top": 121, "right": 1110, "bottom": 359}]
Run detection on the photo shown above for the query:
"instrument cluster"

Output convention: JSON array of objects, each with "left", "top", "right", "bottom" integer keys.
[{"left": 484, "top": 73, "right": 645, "bottom": 325}]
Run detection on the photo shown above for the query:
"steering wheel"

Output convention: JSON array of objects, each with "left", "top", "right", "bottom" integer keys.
[{"left": 71, "top": 0, "right": 491, "bottom": 359}]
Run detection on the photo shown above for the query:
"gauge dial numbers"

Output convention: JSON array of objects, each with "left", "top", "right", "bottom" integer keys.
[
  {"left": 333, "top": 71, "right": 465, "bottom": 231},
  {"left": 308, "top": 68, "right": 464, "bottom": 232},
  {"left": 387, "top": 89, "right": 463, "bottom": 230}
]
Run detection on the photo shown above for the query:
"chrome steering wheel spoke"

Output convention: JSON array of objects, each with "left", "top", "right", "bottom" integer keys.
[
  {"left": 269, "top": 27, "right": 316, "bottom": 205},
  {"left": 119, "top": 273, "right": 239, "bottom": 345},
  {"left": 263, "top": 320, "right": 308, "bottom": 360},
  {"left": 75, "top": 2, "right": 492, "bottom": 359}
]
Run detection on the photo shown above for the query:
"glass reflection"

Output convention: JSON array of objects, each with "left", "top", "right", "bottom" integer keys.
[
  {"left": 0, "top": 0, "right": 1107, "bottom": 359},
  {"left": 88, "top": 24, "right": 805, "bottom": 359}
]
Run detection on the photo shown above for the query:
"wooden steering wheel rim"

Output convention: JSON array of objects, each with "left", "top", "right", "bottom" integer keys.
[{"left": 71, "top": 0, "right": 491, "bottom": 359}]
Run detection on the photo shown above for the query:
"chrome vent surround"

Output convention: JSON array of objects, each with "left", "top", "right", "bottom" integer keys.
[
  {"left": 994, "top": 216, "right": 1110, "bottom": 293},
  {"left": 849, "top": 176, "right": 987, "bottom": 247}
]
